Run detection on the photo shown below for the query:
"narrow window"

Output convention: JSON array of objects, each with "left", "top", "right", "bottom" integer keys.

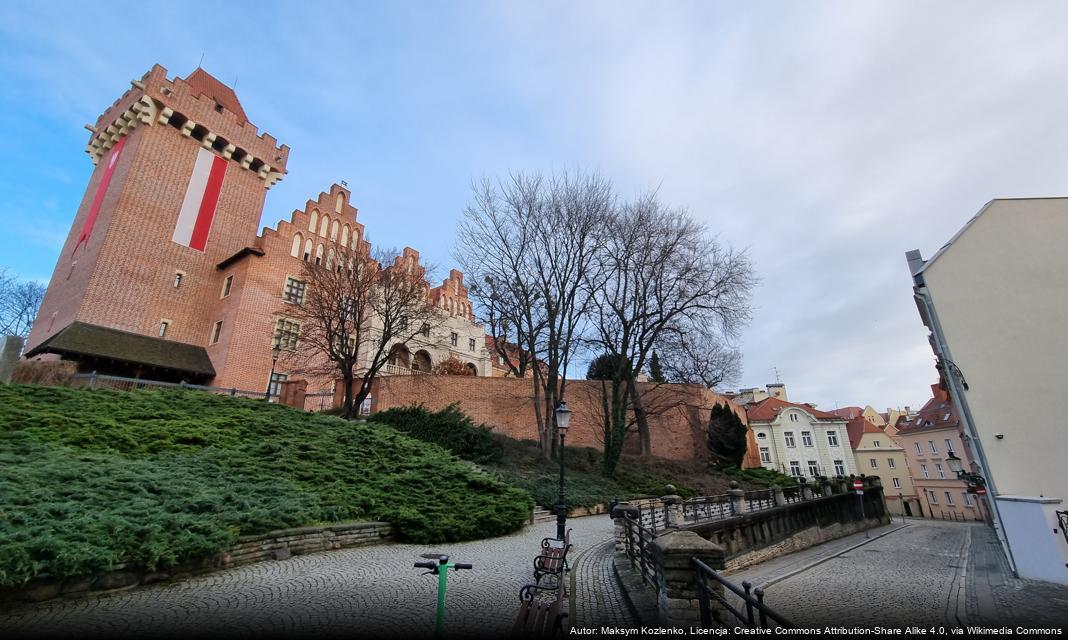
[
  {"left": 789, "top": 461, "right": 801, "bottom": 476},
  {"left": 210, "top": 320, "right": 222, "bottom": 344},
  {"left": 936, "top": 463, "right": 945, "bottom": 479},
  {"left": 303, "top": 238, "right": 313, "bottom": 262},
  {"left": 921, "top": 464, "right": 929, "bottom": 479},
  {"left": 268, "top": 372, "right": 288, "bottom": 401},
  {"left": 759, "top": 447, "right": 771, "bottom": 463},
  {"left": 873, "top": 440, "right": 881, "bottom": 448},
  {"left": 335, "top": 193, "right": 344, "bottom": 213},
  {"left": 801, "top": 431, "right": 813, "bottom": 447},
  {"left": 309, "top": 209, "right": 319, "bottom": 232},
  {"left": 888, "top": 458, "right": 896, "bottom": 469},
  {"left": 283, "top": 277, "right": 306, "bottom": 304},
  {"left": 807, "top": 460, "right": 819, "bottom": 477},
  {"left": 421, "top": 323, "right": 430, "bottom": 338},
  {"left": 173, "top": 272, "right": 183, "bottom": 288},
  {"left": 330, "top": 220, "right": 339, "bottom": 242},
  {"left": 915, "top": 442, "right": 923, "bottom": 455},
  {"left": 450, "top": 332, "right": 458, "bottom": 347},
  {"left": 945, "top": 438, "right": 954, "bottom": 452},
  {"left": 928, "top": 440, "right": 938, "bottom": 454},
  {"left": 833, "top": 460, "right": 845, "bottom": 476},
  {"left": 963, "top": 492, "right": 974, "bottom": 507},
  {"left": 929, "top": 491, "right": 938, "bottom": 505},
  {"left": 869, "top": 458, "right": 878, "bottom": 469},
  {"left": 221, "top": 275, "right": 233, "bottom": 298},
  {"left": 892, "top": 478, "right": 901, "bottom": 489},
  {"left": 341, "top": 225, "right": 349, "bottom": 247},
  {"left": 159, "top": 321, "right": 169, "bottom": 337},
  {"left": 469, "top": 337, "right": 476, "bottom": 352},
  {"left": 944, "top": 491, "right": 955, "bottom": 506},
  {"left": 319, "top": 215, "right": 330, "bottom": 237},
  {"left": 784, "top": 432, "right": 796, "bottom": 448},
  {"left": 291, "top": 233, "right": 304, "bottom": 258},
  {"left": 827, "top": 431, "right": 839, "bottom": 447},
  {"left": 315, "top": 244, "right": 324, "bottom": 265}
]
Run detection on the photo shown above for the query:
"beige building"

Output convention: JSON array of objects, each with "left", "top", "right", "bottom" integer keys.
[
  {"left": 847, "top": 417, "right": 917, "bottom": 517},
  {"left": 907, "top": 198, "right": 1068, "bottom": 585}
]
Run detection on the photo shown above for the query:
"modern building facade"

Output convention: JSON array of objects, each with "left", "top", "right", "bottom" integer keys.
[
  {"left": 847, "top": 416, "right": 918, "bottom": 517},
  {"left": 907, "top": 198, "right": 1068, "bottom": 585},
  {"left": 23, "top": 64, "right": 491, "bottom": 393},
  {"left": 742, "top": 384, "right": 858, "bottom": 481}
]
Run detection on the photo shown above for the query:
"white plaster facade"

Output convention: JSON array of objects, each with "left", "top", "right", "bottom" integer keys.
[{"left": 748, "top": 399, "right": 858, "bottom": 481}]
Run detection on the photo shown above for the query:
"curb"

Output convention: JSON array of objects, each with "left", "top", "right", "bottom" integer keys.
[{"left": 757, "top": 523, "right": 912, "bottom": 590}]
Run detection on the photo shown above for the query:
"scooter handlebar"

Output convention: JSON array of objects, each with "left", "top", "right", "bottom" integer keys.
[
  {"left": 414, "top": 561, "right": 437, "bottom": 569},
  {"left": 453, "top": 563, "right": 473, "bottom": 570}
]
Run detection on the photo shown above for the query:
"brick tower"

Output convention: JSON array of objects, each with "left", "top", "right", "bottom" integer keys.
[{"left": 25, "top": 65, "right": 288, "bottom": 381}]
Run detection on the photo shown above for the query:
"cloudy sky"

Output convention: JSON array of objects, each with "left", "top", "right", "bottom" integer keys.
[{"left": 2, "top": 1, "right": 1066, "bottom": 410}]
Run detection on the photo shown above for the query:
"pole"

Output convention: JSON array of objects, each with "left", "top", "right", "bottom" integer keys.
[
  {"left": 436, "top": 559, "right": 449, "bottom": 637},
  {"left": 265, "top": 360, "right": 276, "bottom": 401},
  {"left": 898, "top": 492, "right": 904, "bottom": 522},
  {"left": 556, "top": 430, "right": 566, "bottom": 540},
  {"left": 858, "top": 490, "right": 868, "bottom": 538}
]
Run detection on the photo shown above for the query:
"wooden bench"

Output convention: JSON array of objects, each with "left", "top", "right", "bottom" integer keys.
[
  {"left": 513, "top": 581, "right": 569, "bottom": 637},
  {"left": 533, "top": 529, "right": 571, "bottom": 584}
]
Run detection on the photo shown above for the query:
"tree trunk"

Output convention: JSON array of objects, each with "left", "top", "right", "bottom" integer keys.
[
  {"left": 628, "top": 376, "right": 652, "bottom": 456},
  {"left": 532, "top": 368, "right": 550, "bottom": 460},
  {"left": 342, "top": 374, "right": 356, "bottom": 419},
  {"left": 602, "top": 377, "right": 631, "bottom": 477}
]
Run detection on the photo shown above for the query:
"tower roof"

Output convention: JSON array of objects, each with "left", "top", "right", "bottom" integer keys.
[{"left": 182, "top": 68, "right": 248, "bottom": 123}]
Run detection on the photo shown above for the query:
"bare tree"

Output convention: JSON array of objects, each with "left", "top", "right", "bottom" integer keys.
[
  {"left": 657, "top": 324, "right": 743, "bottom": 390},
  {"left": 0, "top": 269, "right": 45, "bottom": 338},
  {"left": 588, "top": 193, "right": 755, "bottom": 476},
  {"left": 457, "top": 171, "right": 610, "bottom": 458},
  {"left": 283, "top": 247, "right": 439, "bottom": 419}
]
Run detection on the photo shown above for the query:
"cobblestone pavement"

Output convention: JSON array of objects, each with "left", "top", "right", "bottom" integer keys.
[
  {"left": 0, "top": 516, "right": 621, "bottom": 639},
  {"left": 570, "top": 537, "right": 635, "bottom": 629},
  {"left": 730, "top": 518, "right": 1068, "bottom": 629}
]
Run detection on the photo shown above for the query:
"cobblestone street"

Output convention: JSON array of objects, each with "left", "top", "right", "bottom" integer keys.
[{"left": 0, "top": 516, "right": 620, "bottom": 639}]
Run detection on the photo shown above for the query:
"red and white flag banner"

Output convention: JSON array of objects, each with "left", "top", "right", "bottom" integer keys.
[
  {"left": 73, "top": 136, "right": 126, "bottom": 256},
  {"left": 173, "top": 147, "right": 227, "bottom": 252}
]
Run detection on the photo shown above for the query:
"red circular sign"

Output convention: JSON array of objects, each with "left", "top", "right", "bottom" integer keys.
[
  {"left": 976, "top": 487, "right": 987, "bottom": 496},
  {"left": 852, "top": 479, "right": 864, "bottom": 490}
]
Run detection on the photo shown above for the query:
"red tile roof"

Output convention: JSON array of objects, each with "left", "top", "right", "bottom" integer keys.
[
  {"left": 829, "top": 406, "right": 863, "bottom": 420},
  {"left": 846, "top": 416, "right": 883, "bottom": 449},
  {"left": 745, "top": 396, "right": 843, "bottom": 422},
  {"left": 896, "top": 383, "right": 959, "bottom": 434},
  {"left": 182, "top": 68, "right": 248, "bottom": 123}
]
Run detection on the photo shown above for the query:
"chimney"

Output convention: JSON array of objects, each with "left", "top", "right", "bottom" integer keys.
[{"left": 766, "top": 383, "right": 787, "bottom": 401}]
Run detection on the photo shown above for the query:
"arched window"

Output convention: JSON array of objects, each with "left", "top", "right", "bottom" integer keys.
[
  {"left": 303, "top": 238, "right": 313, "bottom": 262},
  {"left": 315, "top": 244, "right": 324, "bottom": 265},
  {"left": 351, "top": 229, "right": 360, "bottom": 251},
  {"left": 335, "top": 193, "right": 344, "bottom": 213},
  {"left": 291, "top": 233, "right": 303, "bottom": 258},
  {"left": 319, "top": 215, "right": 330, "bottom": 237},
  {"left": 330, "top": 220, "right": 339, "bottom": 242},
  {"left": 341, "top": 225, "right": 349, "bottom": 247},
  {"left": 326, "top": 248, "right": 335, "bottom": 271},
  {"left": 309, "top": 209, "right": 319, "bottom": 232}
]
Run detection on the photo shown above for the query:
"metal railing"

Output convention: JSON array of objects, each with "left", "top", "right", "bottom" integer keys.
[
  {"left": 693, "top": 558, "right": 794, "bottom": 629},
  {"left": 782, "top": 486, "right": 803, "bottom": 504},
  {"left": 621, "top": 512, "right": 660, "bottom": 590},
  {"left": 381, "top": 364, "right": 430, "bottom": 376},
  {"left": 681, "top": 495, "right": 735, "bottom": 525},
  {"left": 744, "top": 489, "right": 776, "bottom": 513},
  {"left": 70, "top": 372, "right": 267, "bottom": 400},
  {"left": 1057, "top": 511, "right": 1068, "bottom": 546}
]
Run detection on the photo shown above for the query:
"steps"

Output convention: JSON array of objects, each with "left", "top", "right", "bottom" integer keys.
[{"left": 531, "top": 506, "right": 555, "bottom": 524}]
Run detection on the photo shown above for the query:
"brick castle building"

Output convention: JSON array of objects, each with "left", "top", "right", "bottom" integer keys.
[{"left": 24, "top": 64, "right": 491, "bottom": 394}]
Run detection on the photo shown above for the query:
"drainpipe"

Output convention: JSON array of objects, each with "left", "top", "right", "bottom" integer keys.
[{"left": 909, "top": 256, "right": 1018, "bottom": 575}]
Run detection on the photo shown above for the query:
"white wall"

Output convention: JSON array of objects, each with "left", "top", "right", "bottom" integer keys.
[{"left": 996, "top": 498, "right": 1068, "bottom": 585}]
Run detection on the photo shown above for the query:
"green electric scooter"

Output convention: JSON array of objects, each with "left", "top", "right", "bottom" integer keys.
[{"left": 413, "top": 553, "right": 473, "bottom": 637}]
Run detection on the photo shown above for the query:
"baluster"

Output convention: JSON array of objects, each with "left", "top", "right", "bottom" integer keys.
[
  {"left": 755, "top": 587, "right": 769, "bottom": 628},
  {"left": 743, "top": 580, "right": 755, "bottom": 627}
]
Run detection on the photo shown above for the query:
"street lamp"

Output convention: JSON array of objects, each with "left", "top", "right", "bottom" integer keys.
[
  {"left": 265, "top": 338, "right": 281, "bottom": 401},
  {"left": 945, "top": 451, "right": 964, "bottom": 475},
  {"left": 946, "top": 451, "right": 988, "bottom": 497},
  {"left": 555, "top": 401, "right": 572, "bottom": 541}
]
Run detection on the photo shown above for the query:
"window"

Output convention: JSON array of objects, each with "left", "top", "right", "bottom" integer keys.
[
  {"left": 284, "top": 277, "right": 306, "bottom": 304},
  {"left": 928, "top": 490, "right": 938, "bottom": 505},
  {"left": 888, "top": 458, "right": 896, "bottom": 469},
  {"left": 827, "top": 431, "right": 839, "bottom": 447},
  {"left": 963, "top": 492, "right": 974, "bottom": 507},
  {"left": 274, "top": 318, "right": 300, "bottom": 349},
  {"left": 309, "top": 209, "right": 319, "bottom": 232},
  {"left": 789, "top": 461, "right": 801, "bottom": 477},
  {"left": 210, "top": 320, "right": 222, "bottom": 344},
  {"left": 469, "top": 338, "right": 476, "bottom": 352},
  {"left": 921, "top": 464, "right": 929, "bottom": 479},
  {"left": 915, "top": 442, "right": 923, "bottom": 455},
  {"left": 291, "top": 233, "right": 303, "bottom": 258},
  {"left": 756, "top": 432, "right": 767, "bottom": 440},
  {"left": 944, "top": 491, "right": 955, "bottom": 506},
  {"left": 801, "top": 431, "right": 813, "bottom": 447},
  {"left": 319, "top": 215, "right": 330, "bottom": 237},
  {"left": 936, "top": 463, "right": 945, "bottom": 479},
  {"left": 945, "top": 438, "right": 954, "bottom": 452},
  {"left": 315, "top": 244, "right": 324, "bottom": 265},
  {"left": 268, "top": 372, "right": 288, "bottom": 400},
  {"left": 869, "top": 458, "right": 878, "bottom": 469},
  {"left": 892, "top": 477, "right": 902, "bottom": 489},
  {"left": 450, "top": 332, "right": 458, "bottom": 347},
  {"left": 759, "top": 447, "right": 771, "bottom": 463},
  {"left": 173, "top": 272, "right": 184, "bottom": 288},
  {"left": 421, "top": 323, "right": 430, "bottom": 338},
  {"left": 789, "top": 413, "right": 799, "bottom": 423},
  {"left": 928, "top": 440, "right": 938, "bottom": 454},
  {"left": 834, "top": 459, "right": 845, "bottom": 476},
  {"left": 221, "top": 275, "right": 233, "bottom": 298},
  {"left": 158, "top": 321, "right": 169, "bottom": 337},
  {"left": 873, "top": 440, "right": 881, "bottom": 448},
  {"left": 303, "top": 239, "right": 313, "bottom": 262},
  {"left": 784, "top": 432, "right": 796, "bottom": 447},
  {"left": 807, "top": 460, "right": 819, "bottom": 477}
]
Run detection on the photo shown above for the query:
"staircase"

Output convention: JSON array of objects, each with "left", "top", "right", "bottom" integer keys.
[{"left": 531, "top": 506, "right": 555, "bottom": 524}]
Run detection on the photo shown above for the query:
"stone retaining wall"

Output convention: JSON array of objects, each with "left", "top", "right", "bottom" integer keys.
[{"left": 1, "top": 521, "right": 392, "bottom": 604}]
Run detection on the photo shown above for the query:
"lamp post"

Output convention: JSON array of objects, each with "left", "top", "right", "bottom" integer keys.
[
  {"left": 265, "top": 339, "right": 281, "bottom": 401},
  {"left": 554, "top": 401, "right": 572, "bottom": 541}
]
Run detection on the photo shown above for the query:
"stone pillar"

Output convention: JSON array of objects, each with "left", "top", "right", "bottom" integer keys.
[
  {"left": 611, "top": 502, "right": 638, "bottom": 553},
  {"left": 799, "top": 477, "right": 812, "bottom": 500},
  {"left": 772, "top": 485, "right": 786, "bottom": 507},
  {"left": 652, "top": 530, "right": 727, "bottom": 626},
  {"left": 0, "top": 335, "right": 24, "bottom": 384},
  {"left": 661, "top": 485, "right": 683, "bottom": 527},
  {"left": 727, "top": 481, "right": 745, "bottom": 515}
]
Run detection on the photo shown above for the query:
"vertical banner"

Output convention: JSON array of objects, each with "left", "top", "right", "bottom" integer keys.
[
  {"left": 173, "top": 147, "right": 227, "bottom": 251},
  {"left": 73, "top": 136, "right": 126, "bottom": 256}
]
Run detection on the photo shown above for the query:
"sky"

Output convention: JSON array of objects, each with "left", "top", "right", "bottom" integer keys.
[{"left": 2, "top": 1, "right": 1067, "bottom": 411}]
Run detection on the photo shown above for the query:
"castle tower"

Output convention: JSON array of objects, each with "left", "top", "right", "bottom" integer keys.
[{"left": 24, "top": 65, "right": 288, "bottom": 382}]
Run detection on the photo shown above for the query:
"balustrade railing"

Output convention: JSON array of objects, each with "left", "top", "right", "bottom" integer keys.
[
  {"left": 693, "top": 558, "right": 794, "bottom": 629},
  {"left": 70, "top": 372, "right": 267, "bottom": 400},
  {"left": 744, "top": 489, "right": 776, "bottom": 513},
  {"left": 621, "top": 512, "right": 660, "bottom": 590},
  {"left": 682, "top": 495, "right": 735, "bottom": 524}
]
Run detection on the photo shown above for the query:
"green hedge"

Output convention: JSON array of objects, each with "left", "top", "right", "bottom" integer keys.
[
  {"left": 0, "top": 386, "right": 532, "bottom": 587},
  {"left": 370, "top": 404, "right": 503, "bottom": 465}
]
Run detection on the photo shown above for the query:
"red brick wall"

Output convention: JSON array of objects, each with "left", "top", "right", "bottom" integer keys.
[{"left": 366, "top": 375, "right": 752, "bottom": 463}]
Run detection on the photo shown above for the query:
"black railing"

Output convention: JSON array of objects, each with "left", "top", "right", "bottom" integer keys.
[
  {"left": 692, "top": 558, "right": 794, "bottom": 629},
  {"left": 622, "top": 512, "right": 660, "bottom": 590},
  {"left": 744, "top": 489, "right": 775, "bottom": 513},
  {"left": 681, "top": 495, "right": 735, "bottom": 524}
]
